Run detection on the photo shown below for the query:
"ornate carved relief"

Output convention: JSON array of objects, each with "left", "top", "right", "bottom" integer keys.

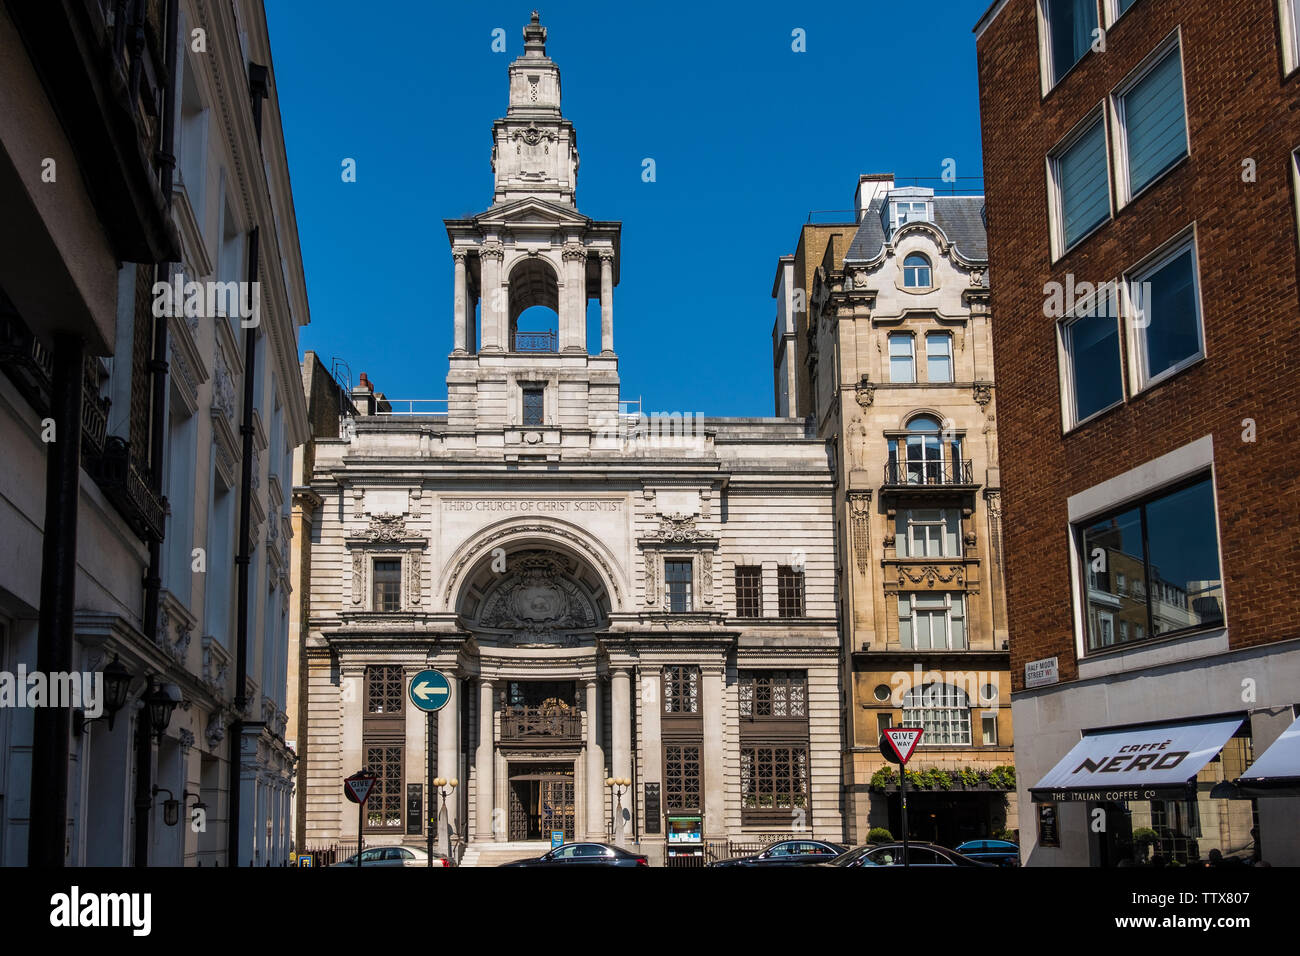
[
  {"left": 897, "top": 564, "right": 966, "bottom": 589},
  {"left": 408, "top": 549, "right": 422, "bottom": 605},
  {"left": 973, "top": 381, "right": 993, "bottom": 410},
  {"left": 849, "top": 492, "right": 872, "bottom": 573},
  {"left": 353, "top": 513, "right": 408, "bottom": 542},
  {"left": 645, "top": 551, "right": 658, "bottom": 608},
  {"left": 351, "top": 552, "right": 365, "bottom": 605},
  {"left": 480, "top": 240, "right": 505, "bottom": 261},
  {"left": 650, "top": 513, "right": 714, "bottom": 543},
  {"left": 561, "top": 240, "right": 586, "bottom": 262},
  {"left": 476, "top": 552, "right": 596, "bottom": 644},
  {"left": 855, "top": 376, "right": 875, "bottom": 409},
  {"left": 701, "top": 551, "right": 714, "bottom": 606}
]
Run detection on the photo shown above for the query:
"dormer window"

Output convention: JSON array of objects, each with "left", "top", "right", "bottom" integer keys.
[
  {"left": 903, "top": 254, "right": 933, "bottom": 289},
  {"left": 887, "top": 199, "right": 932, "bottom": 235}
]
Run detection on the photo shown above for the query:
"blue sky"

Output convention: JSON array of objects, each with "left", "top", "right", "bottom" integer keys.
[{"left": 266, "top": 0, "right": 987, "bottom": 416}]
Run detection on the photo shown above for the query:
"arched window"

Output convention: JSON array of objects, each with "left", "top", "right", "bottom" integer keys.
[
  {"left": 901, "top": 683, "right": 971, "bottom": 745},
  {"left": 887, "top": 414, "right": 963, "bottom": 484},
  {"left": 903, "top": 253, "right": 932, "bottom": 288}
]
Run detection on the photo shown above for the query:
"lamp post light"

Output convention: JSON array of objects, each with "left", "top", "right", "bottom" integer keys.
[
  {"left": 152, "top": 786, "right": 181, "bottom": 827},
  {"left": 73, "top": 655, "right": 134, "bottom": 736},
  {"left": 606, "top": 776, "right": 630, "bottom": 845},
  {"left": 433, "top": 777, "right": 458, "bottom": 865}
]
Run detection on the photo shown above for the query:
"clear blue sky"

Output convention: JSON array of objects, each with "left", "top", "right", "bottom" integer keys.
[{"left": 266, "top": 0, "right": 987, "bottom": 416}]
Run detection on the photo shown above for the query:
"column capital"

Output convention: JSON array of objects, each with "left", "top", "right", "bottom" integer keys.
[
  {"left": 597, "top": 248, "right": 615, "bottom": 263},
  {"left": 480, "top": 240, "right": 505, "bottom": 261},
  {"left": 561, "top": 240, "right": 587, "bottom": 262},
  {"left": 452, "top": 247, "right": 470, "bottom": 263}
]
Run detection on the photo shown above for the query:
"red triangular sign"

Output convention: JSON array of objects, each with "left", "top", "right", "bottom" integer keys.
[
  {"left": 345, "top": 773, "right": 376, "bottom": 804},
  {"left": 884, "top": 727, "right": 923, "bottom": 764}
]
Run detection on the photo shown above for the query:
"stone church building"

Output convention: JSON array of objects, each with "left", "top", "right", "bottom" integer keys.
[{"left": 296, "top": 15, "right": 842, "bottom": 864}]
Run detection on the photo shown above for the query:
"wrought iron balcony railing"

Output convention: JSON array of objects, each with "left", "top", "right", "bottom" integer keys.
[
  {"left": 883, "top": 460, "right": 975, "bottom": 487},
  {"left": 500, "top": 705, "right": 581, "bottom": 740},
  {"left": 512, "top": 330, "right": 557, "bottom": 352},
  {"left": 83, "top": 435, "right": 166, "bottom": 542}
]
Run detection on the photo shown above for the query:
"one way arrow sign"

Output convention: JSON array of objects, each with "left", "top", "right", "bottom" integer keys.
[{"left": 409, "top": 669, "right": 452, "bottom": 712}]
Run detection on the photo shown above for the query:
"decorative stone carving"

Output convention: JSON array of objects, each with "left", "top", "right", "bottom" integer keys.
[
  {"left": 849, "top": 492, "right": 872, "bottom": 573},
  {"left": 355, "top": 513, "right": 407, "bottom": 542},
  {"left": 408, "top": 549, "right": 422, "bottom": 605},
  {"left": 561, "top": 240, "right": 586, "bottom": 262},
  {"left": 973, "top": 381, "right": 993, "bottom": 410},
  {"left": 701, "top": 551, "right": 714, "bottom": 606},
  {"left": 848, "top": 418, "right": 869, "bottom": 471},
  {"left": 451, "top": 247, "right": 469, "bottom": 263},
  {"left": 855, "top": 376, "right": 875, "bottom": 409},
  {"left": 480, "top": 240, "right": 505, "bottom": 261},
  {"left": 206, "top": 713, "right": 225, "bottom": 751},
  {"left": 852, "top": 269, "right": 871, "bottom": 289},
  {"left": 651, "top": 513, "right": 714, "bottom": 543},
  {"left": 179, "top": 728, "right": 195, "bottom": 754},
  {"left": 645, "top": 551, "right": 658, "bottom": 607},
  {"left": 212, "top": 352, "right": 236, "bottom": 421},
  {"left": 351, "top": 552, "right": 364, "bottom": 605},
  {"left": 170, "top": 622, "right": 192, "bottom": 664},
  {"left": 897, "top": 564, "right": 966, "bottom": 589},
  {"left": 476, "top": 552, "right": 596, "bottom": 643},
  {"left": 597, "top": 248, "right": 615, "bottom": 262}
]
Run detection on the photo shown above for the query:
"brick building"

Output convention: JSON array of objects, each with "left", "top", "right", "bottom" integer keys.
[{"left": 975, "top": 0, "right": 1300, "bottom": 865}]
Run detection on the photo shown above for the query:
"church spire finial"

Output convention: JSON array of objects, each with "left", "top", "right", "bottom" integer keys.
[{"left": 523, "top": 11, "right": 547, "bottom": 56}]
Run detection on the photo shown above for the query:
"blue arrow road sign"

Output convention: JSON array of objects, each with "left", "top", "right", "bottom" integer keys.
[{"left": 409, "top": 669, "right": 452, "bottom": 712}]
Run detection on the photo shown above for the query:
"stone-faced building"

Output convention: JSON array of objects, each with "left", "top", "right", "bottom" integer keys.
[
  {"left": 778, "top": 175, "right": 1015, "bottom": 847},
  {"left": 298, "top": 15, "right": 842, "bottom": 865}
]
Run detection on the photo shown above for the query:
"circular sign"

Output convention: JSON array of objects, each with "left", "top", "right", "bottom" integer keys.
[{"left": 409, "top": 669, "right": 452, "bottom": 712}]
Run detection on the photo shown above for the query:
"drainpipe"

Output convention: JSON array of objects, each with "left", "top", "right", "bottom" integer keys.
[
  {"left": 227, "top": 61, "right": 269, "bottom": 866},
  {"left": 27, "top": 334, "right": 85, "bottom": 867},
  {"left": 135, "top": 0, "right": 180, "bottom": 869}
]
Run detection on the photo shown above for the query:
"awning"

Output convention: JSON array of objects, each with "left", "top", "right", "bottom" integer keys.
[
  {"left": 1234, "top": 715, "right": 1300, "bottom": 798},
  {"left": 1030, "top": 716, "right": 1244, "bottom": 803}
]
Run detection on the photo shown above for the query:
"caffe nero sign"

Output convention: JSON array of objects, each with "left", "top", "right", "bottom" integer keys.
[{"left": 1029, "top": 717, "right": 1243, "bottom": 803}]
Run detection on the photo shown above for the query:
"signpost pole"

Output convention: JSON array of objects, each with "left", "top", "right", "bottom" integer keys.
[
  {"left": 427, "top": 709, "right": 435, "bottom": 867},
  {"left": 900, "top": 763, "right": 909, "bottom": 869},
  {"left": 357, "top": 797, "right": 364, "bottom": 867}
]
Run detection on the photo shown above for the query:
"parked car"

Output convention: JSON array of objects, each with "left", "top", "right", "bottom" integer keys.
[
  {"left": 499, "top": 842, "right": 648, "bottom": 867},
  {"left": 330, "top": 846, "right": 450, "bottom": 867},
  {"left": 818, "top": 841, "right": 993, "bottom": 868},
  {"left": 955, "top": 839, "right": 1021, "bottom": 866},
  {"left": 710, "top": 839, "right": 847, "bottom": 867}
]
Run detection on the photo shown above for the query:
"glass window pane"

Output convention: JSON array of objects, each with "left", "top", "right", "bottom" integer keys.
[
  {"left": 1136, "top": 246, "right": 1200, "bottom": 380},
  {"left": 1064, "top": 309, "right": 1123, "bottom": 422},
  {"left": 889, "top": 334, "right": 914, "bottom": 383},
  {"left": 927, "top": 334, "right": 952, "bottom": 382},
  {"left": 1081, "top": 507, "right": 1144, "bottom": 651},
  {"left": 1057, "top": 118, "right": 1109, "bottom": 248},
  {"left": 1047, "top": 0, "right": 1099, "bottom": 85},
  {"left": 1144, "top": 478, "right": 1223, "bottom": 632},
  {"left": 944, "top": 511, "right": 961, "bottom": 557},
  {"left": 1124, "top": 47, "right": 1187, "bottom": 194}
]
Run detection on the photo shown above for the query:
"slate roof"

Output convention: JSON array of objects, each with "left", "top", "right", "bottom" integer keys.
[{"left": 844, "top": 196, "right": 988, "bottom": 264}]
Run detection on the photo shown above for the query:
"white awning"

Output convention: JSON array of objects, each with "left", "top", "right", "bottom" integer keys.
[
  {"left": 1030, "top": 716, "right": 1244, "bottom": 803},
  {"left": 1235, "top": 715, "right": 1300, "bottom": 796}
]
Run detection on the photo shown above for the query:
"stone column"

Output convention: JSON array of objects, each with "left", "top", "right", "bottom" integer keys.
[
  {"left": 599, "top": 249, "right": 615, "bottom": 355},
  {"left": 561, "top": 240, "right": 587, "bottom": 352},
  {"left": 639, "top": 667, "right": 663, "bottom": 835},
  {"left": 437, "top": 675, "right": 460, "bottom": 840},
  {"left": 611, "top": 667, "right": 632, "bottom": 844},
  {"left": 452, "top": 248, "right": 468, "bottom": 353},
  {"left": 702, "top": 665, "right": 726, "bottom": 840},
  {"left": 477, "top": 678, "right": 496, "bottom": 842},
  {"left": 479, "top": 241, "right": 504, "bottom": 351},
  {"left": 585, "top": 677, "right": 605, "bottom": 840}
]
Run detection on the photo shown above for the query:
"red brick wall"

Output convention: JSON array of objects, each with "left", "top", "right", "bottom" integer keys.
[{"left": 976, "top": 0, "right": 1300, "bottom": 690}]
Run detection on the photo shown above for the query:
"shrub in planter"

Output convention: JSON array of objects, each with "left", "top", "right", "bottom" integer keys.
[
  {"left": 867, "top": 827, "right": 893, "bottom": 845},
  {"left": 870, "top": 767, "right": 897, "bottom": 791},
  {"left": 957, "top": 767, "right": 981, "bottom": 788}
]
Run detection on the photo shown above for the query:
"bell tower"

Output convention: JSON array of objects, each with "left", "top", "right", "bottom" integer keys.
[{"left": 443, "top": 13, "right": 623, "bottom": 457}]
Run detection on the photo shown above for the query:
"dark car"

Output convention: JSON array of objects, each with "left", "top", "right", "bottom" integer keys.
[
  {"left": 710, "top": 839, "right": 847, "bottom": 867},
  {"left": 499, "top": 842, "right": 648, "bottom": 867},
  {"left": 954, "top": 839, "right": 1021, "bottom": 866},
  {"left": 818, "top": 841, "right": 993, "bottom": 868}
]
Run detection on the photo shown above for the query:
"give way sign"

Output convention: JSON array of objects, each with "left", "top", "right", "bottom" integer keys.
[
  {"left": 344, "top": 771, "right": 376, "bottom": 805},
  {"left": 883, "top": 728, "right": 924, "bottom": 765}
]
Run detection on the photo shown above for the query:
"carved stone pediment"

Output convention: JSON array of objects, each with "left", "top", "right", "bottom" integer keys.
[{"left": 649, "top": 512, "right": 715, "bottom": 544}]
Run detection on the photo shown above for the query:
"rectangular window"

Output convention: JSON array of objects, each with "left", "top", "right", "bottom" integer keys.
[
  {"left": 734, "top": 565, "right": 763, "bottom": 618},
  {"left": 1060, "top": 291, "right": 1124, "bottom": 426},
  {"left": 366, "top": 665, "right": 404, "bottom": 714},
  {"left": 1129, "top": 236, "right": 1203, "bottom": 388},
  {"left": 899, "top": 592, "right": 967, "bottom": 650},
  {"left": 1043, "top": 0, "right": 1099, "bottom": 87},
  {"left": 895, "top": 509, "right": 962, "bottom": 558},
  {"left": 740, "top": 746, "right": 809, "bottom": 815},
  {"left": 1078, "top": 474, "right": 1223, "bottom": 653},
  {"left": 664, "top": 744, "right": 702, "bottom": 812},
  {"left": 888, "top": 333, "right": 915, "bottom": 384},
  {"left": 876, "top": 712, "right": 893, "bottom": 739},
  {"left": 890, "top": 199, "right": 930, "bottom": 231},
  {"left": 776, "top": 566, "right": 805, "bottom": 617},
  {"left": 926, "top": 333, "right": 952, "bottom": 383},
  {"left": 1116, "top": 42, "right": 1188, "bottom": 200},
  {"left": 522, "top": 386, "right": 545, "bottom": 426},
  {"left": 665, "top": 559, "right": 693, "bottom": 612},
  {"left": 372, "top": 558, "right": 401, "bottom": 612},
  {"left": 1050, "top": 114, "right": 1110, "bottom": 253},
  {"left": 982, "top": 713, "right": 999, "bottom": 746},
  {"left": 738, "top": 671, "right": 808, "bottom": 719},
  {"left": 1285, "top": 0, "right": 1300, "bottom": 75},
  {"left": 663, "top": 665, "right": 700, "bottom": 714},
  {"left": 364, "top": 741, "right": 403, "bottom": 830}
]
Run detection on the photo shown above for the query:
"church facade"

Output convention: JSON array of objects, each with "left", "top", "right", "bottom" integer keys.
[{"left": 297, "top": 15, "right": 843, "bottom": 863}]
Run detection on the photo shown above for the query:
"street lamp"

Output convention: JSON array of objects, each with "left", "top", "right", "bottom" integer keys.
[
  {"left": 73, "top": 655, "right": 134, "bottom": 736},
  {"left": 152, "top": 786, "right": 180, "bottom": 827},
  {"left": 606, "top": 776, "right": 630, "bottom": 844},
  {"left": 433, "top": 777, "right": 458, "bottom": 866}
]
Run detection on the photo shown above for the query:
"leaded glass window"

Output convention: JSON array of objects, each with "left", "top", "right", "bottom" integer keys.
[
  {"left": 364, "top": 742, "right": 403, "bottom": 828},
  {"left": 663, "top": 665, "right": 699, "bottom": 714},
  {"left": 740, "top": 746, "right": 809, "bottom": 811},
  {"left": 665, "top": 744, "right": 702, "bottom": 811},
  {"left": 739, "top": 671, "right": 807, "bottom": 719}
]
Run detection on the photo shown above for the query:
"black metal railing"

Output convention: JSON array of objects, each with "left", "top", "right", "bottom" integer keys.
[
  {"left": 84, "top": 435, "right": 167, "bottom": 541},
  {"left": 512, "top": 330, "right": 557, "bottom": 352},
  {"left": 500, "top": 705, "right": 582, "bottom": 740},
  {"left": 883, "top": 460, "right": 975, "bottom": 487}
]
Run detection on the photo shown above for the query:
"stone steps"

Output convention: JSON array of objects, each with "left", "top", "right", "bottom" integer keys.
[{"left": 459, "top": 842, "right": 552, "bottom": 868}]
